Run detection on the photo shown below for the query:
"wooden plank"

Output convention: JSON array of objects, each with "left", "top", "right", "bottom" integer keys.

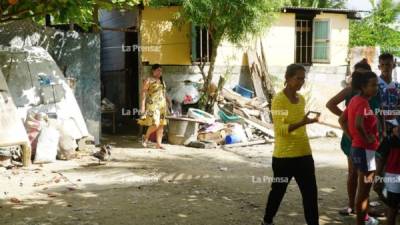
[
  {"left": 317, "top": 121, "right": 341, "bottom": 129},
  {"left": 221, "top": 88, "right": 251, "bottom": 107},
  {"left": 247, "top": 51, "right": 267, "bottom": 100},
  {"left": 258, "top": 41, "right": 276, "bottom": 103},
  {"left": 241, "top": 117, "right": 274, "bottom": 138},
  {"left": 221, "top": 107, "right": 274, "bottom": 138},
  {"left": 0, "top": 141, "right": 31, "bottom": 167},
  {"left": 231, "top": 108, "right": 272, "bottom": 128},
  {"left": 223, "top": 139, "right": 270, "bottom": 148},
  {"left": 166, "top": 116, "right": 205, "bottom": 123}
]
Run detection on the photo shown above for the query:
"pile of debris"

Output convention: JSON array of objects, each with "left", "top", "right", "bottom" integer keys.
[
  {"left": 164, "top": 45, "right": 277, "bottom": 149},
  {"left": 163, "top": 42, "right": 339, "bottom": 148},
  {"left": 166, "top": 85, "right": 275, "bottom": 149}
]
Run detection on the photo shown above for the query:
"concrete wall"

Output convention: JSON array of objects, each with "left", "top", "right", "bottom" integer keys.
[
  {"left": 0, "top": 20, "right": 101, "bottom": 143},
  {"left": 261, "top": 13, "right": 296, "bottom": 67}
]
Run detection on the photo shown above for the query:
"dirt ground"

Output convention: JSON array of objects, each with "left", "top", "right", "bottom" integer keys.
[{"left": 0, "top": 135, "right": 397, "bottom": 225}]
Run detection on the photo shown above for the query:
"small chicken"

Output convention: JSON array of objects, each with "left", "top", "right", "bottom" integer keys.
[{"left": 93, "top": 145, "right": 111, "bottom": 164}]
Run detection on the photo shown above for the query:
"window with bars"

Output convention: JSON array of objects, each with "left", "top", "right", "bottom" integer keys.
[
  {"left": 191, "top": 26, "right": 212, "bottom": 63},
  {"left": 295, "top": 19, "right": 313, "bottom": 64}
]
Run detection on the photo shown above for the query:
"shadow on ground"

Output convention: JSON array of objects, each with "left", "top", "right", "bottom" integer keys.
[{"left": 0, "top": 135, "right": 398, "bottom": 225}]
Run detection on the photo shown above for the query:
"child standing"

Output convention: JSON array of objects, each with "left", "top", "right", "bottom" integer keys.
[
  {"left": 326, "top": 59, "right": 373, "bottom": 216},
  {"left": 339, "top": 71, "right": 380, "bottom": 225}
]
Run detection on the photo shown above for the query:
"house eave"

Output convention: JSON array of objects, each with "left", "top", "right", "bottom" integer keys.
[{"left": 281, "top": 6, "right": 364, "bottom": 20}]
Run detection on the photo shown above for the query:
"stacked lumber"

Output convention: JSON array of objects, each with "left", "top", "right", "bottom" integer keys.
[
  {"left": 218, "top": 88, "right": 274, "bottom": 141},
  {"left": 246, "top": 41, "right": 275, "bottom": 108}
]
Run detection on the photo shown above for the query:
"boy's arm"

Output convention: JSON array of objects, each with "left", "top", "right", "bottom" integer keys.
[
  {"left": 339, "top": 111, "right": 351, "bottom": 139},
  {"left": 326, "top": 87, "right": 352, "bottom": 116}
]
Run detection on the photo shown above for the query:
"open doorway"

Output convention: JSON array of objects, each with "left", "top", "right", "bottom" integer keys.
[
  {"left": 125, "top": 28, "right": 140, "bottom": 120},
  {"left": 99, "top": 10, "right": 140, "bottom": 135}
]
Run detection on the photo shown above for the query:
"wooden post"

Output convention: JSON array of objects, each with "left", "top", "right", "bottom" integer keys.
[
  {"left": 92, "top": 4, "right": 100, "bottom": 33},
  {"left": 137, "top": 6, "right": 144, "bottom": 136},
  {"left": 21, "top": 144, "right": 31, "bottom": 167}
]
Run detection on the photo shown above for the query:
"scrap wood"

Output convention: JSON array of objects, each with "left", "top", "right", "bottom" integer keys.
[
  {"left": 223, "top": 140, "right": 270, "bottom": 148},
  {"left": 221, "top": 88, "right": 269, "bottom": 111},
  {"left": 242, "top": 117, "right": 274, "bottom": 139},
  {"left": 237, "top": 107, "right": 260, "bottom": 117},
  {"left": 165, "top": 116, "right": 205, "bottom": 124},
  {"left": 221, "top": 108, "right": 274, "bottom": 138},
  {"left": 221, "top": 88, "right": 251, "bottom": 107},
  {"left": 246, "top": 42, "right": 276, "bottom": 106},
  {"left": 231, "top": 108, "right": 272, "bottom": 128},
  {"left": 247, "top": 51, "right": 267, "bottom": 101},
  {"left": 258, "top": 40, "right": 275, "bottom": 100}
]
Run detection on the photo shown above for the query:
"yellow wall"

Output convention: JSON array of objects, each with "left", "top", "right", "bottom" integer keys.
[
  {"left": 314, "top": 13, "right": 349, "bottom": 66},
  {"left": 261, "top": 13, "right": 296, "bottom": 67},
  {"left": 141, "top": 7, "right": 191, "bottom": 65}
]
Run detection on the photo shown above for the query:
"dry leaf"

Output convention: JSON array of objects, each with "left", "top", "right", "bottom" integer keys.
[
  {"left": 47, "top": 192, "right": 59, "bottom": 198},
  {"left": 10, "top": 197, "right": 22, "bottom": 204}
]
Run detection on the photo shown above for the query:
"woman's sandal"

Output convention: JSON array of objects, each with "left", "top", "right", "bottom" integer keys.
[
  {"left": 142, "top": 137, "right": 148, "bottom": 148},
  {"left": 339, "top": 207, "right": 355, "bottom": 216},
  {"left": 156, "top": 145, "right": 166, "bottom": 150}
]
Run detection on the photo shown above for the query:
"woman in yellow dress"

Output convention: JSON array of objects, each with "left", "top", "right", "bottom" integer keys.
[{"left": 138, "top": 64, "right": 168, "bottom": 149}]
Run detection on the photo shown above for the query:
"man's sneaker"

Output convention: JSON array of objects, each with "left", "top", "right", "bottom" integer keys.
[{"left": 365, "top": 216, "right": 379, "bottom": 225}]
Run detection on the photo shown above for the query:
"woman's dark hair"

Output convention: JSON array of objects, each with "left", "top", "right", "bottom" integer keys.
[
  {"left": 379, "top": 53, "right": 394, "bottom": 62},
  {"left": 354, "top": 58, "right": 371, "bottom": 71},
  {"left": 351, "top": 71, "right": 377, "bottom": 91},
  {"left": 151, "top": 64, "right": 161, "bottom": 71},
  {"left": 284, "top": 64, "right": 305, "bottom": 84}
]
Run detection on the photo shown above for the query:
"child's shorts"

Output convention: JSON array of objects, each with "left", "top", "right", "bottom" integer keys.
[
  {"left": 350, "top": 148, "right": 376, "bottom": 172},
  {"left": 385, "top": 191, "right": 400, "bottom": 208}
]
